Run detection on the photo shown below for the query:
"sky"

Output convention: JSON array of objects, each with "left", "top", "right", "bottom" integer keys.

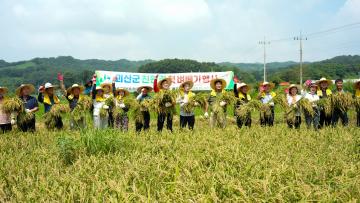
[{"left": 0, "top": 0, "right": 359, "bottom": 63}]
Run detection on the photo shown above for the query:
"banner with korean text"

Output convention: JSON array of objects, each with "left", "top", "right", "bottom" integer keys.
[{"left": 95, "top": 71, "right": 234, "bottom": 92}]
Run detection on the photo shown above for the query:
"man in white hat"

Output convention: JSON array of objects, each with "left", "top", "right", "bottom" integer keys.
[
  {"left": 58, "top": 73, "right": 86, "bottom": 129},
  {"left": 16, "top": 84, "right": 39, "bottom": 132},
  {"left": 316, "top": 77, "right": 333, "bottom": 128},
  {"left": 38, "top": 80, "right": 63, "bottom": 129},
  {"left": 233, "top": 77, "right": 252, "bottom": 128}
]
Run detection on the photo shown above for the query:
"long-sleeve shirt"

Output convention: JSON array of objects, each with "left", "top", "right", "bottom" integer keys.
[
  {"left": 38, "top": 93, "right": 56, "bottom": 113},
  {"left": 176, "top": 93, "right": 195, "bottom": 116},
  {"left": 287, "top": 94, "right": 302, "bottom": 116},
  {"left": 0, "top": 102, "right": 11, "bottom": 124},
  {"left": 153, "top": 78, "right": 160, "bottom": 93},
  {"left": 304, "top": 92, "right": 320, "bottom": 107},
  {"left": 92, "top": 84, "right": 106, "bottom": 116}
]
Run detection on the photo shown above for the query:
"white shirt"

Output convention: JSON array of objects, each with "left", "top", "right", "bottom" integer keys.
[
  {"left": 261, "top": 93, "right": 274, "bottom": 106},
  {"left": 287, "top": 94, "right": 302, "bottom": 116},
  {"left": 93, "top": 100, "right": 105, "bottom": 116},
  {"left": 304, "top": 92, "right": 320, "bottom": 107}
]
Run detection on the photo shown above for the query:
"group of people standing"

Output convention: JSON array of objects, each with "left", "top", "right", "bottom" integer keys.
[{"left": 0, "top": 73, "right": 360, "bottom": 133}]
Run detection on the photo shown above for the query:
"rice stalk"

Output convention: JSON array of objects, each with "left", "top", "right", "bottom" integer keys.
[
  {"left": 317, "top": 97, "right": 332, "bottom": 116},
  {"left": 2, "top": 97, "right": 23, "bottom": 113},
  {"left": 152, "top": 90, "right": 177, "bottom": 115},
  {"left": 331, "top": 92, "right": 353, "bottom": 113},
  {"left": 43, "top": 104, "right": 70, "bottom": 129}
]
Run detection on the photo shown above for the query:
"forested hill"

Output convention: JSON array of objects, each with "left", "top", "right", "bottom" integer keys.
[{"left": 0, "top": 55, "right": 359, "bottom": 92}]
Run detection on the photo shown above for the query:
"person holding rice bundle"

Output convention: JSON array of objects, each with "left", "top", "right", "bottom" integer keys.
[
  {"left": 101, "top": 82, "right": 114, "bottom": 128},
  {"left": 16, "top": 84, "right": 39, "bottom": 132},
  {"left": 177, "top": 80, "right": 196, "bottom": 130},
  {"left": 354, "top": 80, "right": 360, "bottom": 127},
  {"left": 286, "top": 84, "right": 302, "bottom": 129},
  {"left": 204, "top": 78, "right": 228, "bottom": 128},
  {"left": 112, "top": 77, "right": 130, "bottom": 131},
  {"left": 92, "top": 75, "right": 109, "bottom": 129},
  {"left": 38, "top": 82, "right": 63, "bottom": 129},
  {"left": 233, "top": 78, "right": 252, "bottom": 128},
  {"left": 58, "top": 73, "right": 87, "bottom": 129},
  {"left": 258, "top": 82, "right": 276, "bottom": 127},
  {"left": 135, "top": 86, "right": 153, "bottom": 132},
  {"left": 0, "top": 87, "right": 14, "bottom": 133},
  {"left": 304, "top": 82, "right": 320, "bottom": 130},
  {"left": 316, "top": 77, "right": 332, "bottom": 128},
  {"left": 331, "top": 79, "right": 349, "bottom": 127},
  {"left": 153, "top": 75, "right": 175, "bottom": 132}
]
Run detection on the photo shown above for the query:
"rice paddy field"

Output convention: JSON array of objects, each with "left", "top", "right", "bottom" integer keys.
[{"left": 0, "top": 107, "right": 360, "bottom": 202}]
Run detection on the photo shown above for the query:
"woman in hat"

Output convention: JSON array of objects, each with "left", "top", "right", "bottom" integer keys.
[
  {"left": 354, "top": 80, "right": 360, "bottom": 127},
  {"left": 135, "top": 85, "right": 153, "bottom": 132},
  {"left": 58, "top": 73, "right": 86, "bottom": 129},
  {"left": 153, "top": 74, "right": 175, "bottom": 132},
  {"left": 286, "top": 84, "right": 302, "bottom": 129},
  {"left": 91, "top": 75, "right": 109, "bottom": 129},
  {"left": 38, "top": 82, "right": 63, "bottom": 129},
  {"left": 0, "top": 87, "right": 13, "bottom": 133},
  {"left": 112, "top": 77, "right": 130, "bottom": 131},
  {"left": 316, "top": 77, "right": 333, "bottom": 128},
  {"left": 257, "top": 82, "right": 276, "bottom": 127},
  {"left": 304, "top": 82, "right": 320, "bottom": 130},
  {"left": 177, "top": 80, "right": 196, "bottom": 130},
  {"left": 101, "top": 82, "right": 114, "bottom": 128},
  {"left": 204, "top": 78, "right": 228, "bottom": 128},
  {"left": 16, "top": 84, "right": 39, "bottom": 132},
  {"left": 233, "top": 78, "right": 252, "bottom": 128}
]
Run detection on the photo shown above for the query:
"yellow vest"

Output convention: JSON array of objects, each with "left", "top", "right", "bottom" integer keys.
[
  {"left": 317, "top": 89, "right": 332, "bottom": 97},
  {"left": 67, "top": 94, "right": 83, "bottom": 101},
  {"left": 356, "top": 89, "right": 360, "bottom": 98},
  {"left": 239, "top": 92, "right": 251, "bottom": 101},
  {"left": 180, "top": 90, "right": 195, "bottom": 99},
  {"left": 260, "top": 91, "right": 276, "bottom": 98},
  {"left": 95, "top": 95, "right": 106, "bottom": 102},
  {"left": 43, "top": 94, "right": 60, "bottom": 105},
  {"left": 210, "top": 90, "right": 225, "bottom": 97}
]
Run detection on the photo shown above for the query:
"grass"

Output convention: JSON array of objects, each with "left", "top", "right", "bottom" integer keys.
[{"left": 0, "top": 117, "right": 359, "bottom": 201}]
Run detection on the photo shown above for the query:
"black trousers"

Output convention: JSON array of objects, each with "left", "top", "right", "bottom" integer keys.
[
  {"left": 108, "top": 109, "right": 114, "bottom": 128},
  {"left": 0, "top": 123, "right": 12, "bottom": 133},
  {"left": 157, "top": 112, "right": 173, "bottom": 132},
  {"left": 180, "top": 115, "right": 195, "bottom": 130},
  {"left": 331, "top": 108, "right": 348, "bottom": 127},
  {"left": 287, "top": 116, "right": 301, "bottom": 129},
  {"left": 55, "top": 116, "right": 63, "bottom": 130},
  {"left": 136, "top": 111, "right": 151, "bottom": 132},
  {"left": 357, "top": 111, "right": 360, "bottom": 127},
  {"left": 319, "top": 109, "right": 332, "bottom": 128},
  {"left": 18, "top": 118, "right": 36, "bottom": 132},
  {"left": 260, "top": 107, "right": 275, "bottom": 127},
  {"left": 236, "top": 113, "right": 251, "bottom": 128}
]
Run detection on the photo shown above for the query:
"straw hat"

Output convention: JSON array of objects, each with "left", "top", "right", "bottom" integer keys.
[
  {"left": 353, "top": 79, "right": 360, "bottom": 89},
  {"left": 316, "top": 77, "right": 332, "bottom": 86},
  {"left": 16, "top": 84, "right": 35, "bottom": 96},
  {"left": 180, "top": 80, "right": 194, "bottom": 90},
  {"left": 309, "top": 82, "right": 318, "bottom": 87},
  {"left": 95, "top": 86, "right": 104, "bottom": 91},
  {"left": 260, "top": 81, "right": 275, "bottom": 89},
  {"left": 0, "top": 87, "right": 8, "bottom": 95},
  {"left": 100, "top": 83, "right": 112, "bottom": 91},
  {"left": 67, "top": 84, "right": 85, "bottom": 94},
  {"left": 288, "top": 84, "right": 299, "bottom": 91},
  {"left": 136, "top": 86, "right": 153, "bottom": 93},
  {"left": 237, "top": 83, "right": 251, "bottom": 92},
  {"left": 157, "top": 77, "right": 172, "bottom": 89},
  {"left": 115, "top": 88, "right": 130, "bottom": 96},
  {"left": 210, "top": 78, "right": 227, "bottom": 90}
]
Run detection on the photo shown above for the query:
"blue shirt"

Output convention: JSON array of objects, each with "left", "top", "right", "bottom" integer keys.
[{"left": 20, "top": 96, "right": 38, "bottom": 110}]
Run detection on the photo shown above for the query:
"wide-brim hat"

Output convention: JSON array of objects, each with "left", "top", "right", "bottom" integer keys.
[
  {"left": 353, "top": 79, "right": 360, "bottom": 89},
  {"left": 180, "top": 80, "right": 194, "bottom": 90},
  {"left": 309, "top": 82, "right": 318, "bottom": 87},
  {"left": 100, "top": 83, "right": 112, "bottom": 91},
  {"left": 210, "top": 78, "right": 227, "bottom": 90},
  {"left": 316, "top": 77, "right": 332, "bottom": 86},
  {"left": 157, "top": 78, "right": 172, "bottom": 89},
  {"left": 16, "top": 84, "right": 35, "bottom": 96},
  {"left": 67, "top": 84, "right": 85, "bottom": 94},
  {"left": 288, "top": 84, "right": 299, "bottom": 91},
  {"left": 260, "top": 81, "right": 275, "bottom": 89},
  {"left": 95, "top": 86, "right": 104, "bottom": 92},
  {"left": 137, "top": 86, "right": 153, "bottom": 93},
  {"left": 0, "top": 87, "right": 8, "bottom": 95},
  {"left": 115, "top": 88, "right": 130, "bottom": 96},
  {"left": 237, "top": 83, "right": 251, "bottom": 92}
]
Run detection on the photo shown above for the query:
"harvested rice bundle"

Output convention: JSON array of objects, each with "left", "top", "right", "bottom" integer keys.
[
  {"left": 331, "top": 93, "right": 353, "bottom": 113},
  {"left": 273, "top": 94, "right": 288, "bottom": 109},
  {"left": 131, "top": 98, "right": 154, "bottom": 123},
  {"left": 235, "top": 100, "right": 262, "bottom": 120},
  {"left": 152, "top": 90, "right": 177, "bottom": 115},
  {"left": 44, "top": 104, "right": 70, "bottom": 129},
  {"left": 317, "top": 97, "right": 332, "bottom": 116},
  {"left": 183, "top": 93, "right": 208, "bottom": 113},
  {"left": 17, "top": 111, "right": 35, "bottom": 124},
  {"left": 99, "top": 107, "right": 108, "bottom": 118},
  {"left": 298, "top": 98, "right": 314, "bottom": 117},
  {"left": 354, "top": 97, "right": 360, "bottom": 112},
  {"left": 71, "top": 96, "right": 93, "bottom": 122},
  {"left": 2, "top": 97, "right": 23, "bottom": 113},
  {"left": 212, "top": 102, "right": 226, "bottom": 124},
  {"left": 259, "top": 103, "right": 272, "bottom": 120},
  {"left": 105, "top": 96, "right": 115, "bottom": 108},
  {"left": 216, "top": 91, "right": 236, "bottom": 105},
  {"left": 284, "top": 105, "right": 297, "bottom": 125}
]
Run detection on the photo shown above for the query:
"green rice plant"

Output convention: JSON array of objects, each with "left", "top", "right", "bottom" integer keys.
[{"left": 57, "top": 136, "right": 80, "bottom": 165}]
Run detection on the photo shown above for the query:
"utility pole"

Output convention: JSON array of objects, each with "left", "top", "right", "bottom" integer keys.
[
  {"left": 259, "top": 37, "right": 270, "bottom": 82},
  {"left": 294, "top": 32, "right": 307, "bottom": 89}
]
